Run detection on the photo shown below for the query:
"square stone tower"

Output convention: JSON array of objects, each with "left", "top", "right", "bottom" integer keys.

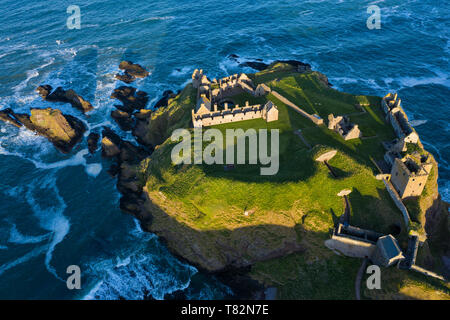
[{"left": 390, "top": 155, "right": 430, "bottom": 199}]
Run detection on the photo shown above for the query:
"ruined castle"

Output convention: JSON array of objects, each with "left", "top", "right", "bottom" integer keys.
[
  {"left": 191, "top": 69, "right": 278, "bottom": 128},
  {"left": 390, "top": 154, "right": 432, "bottom": 199},
  {"left": 382, "top": 93, "right": 419, "bottom": 144},
  {"left": 327, "top": 114, "right": 362, "bottom": 140},
  {"left": 380, "top": 93, "right": 430, "bottom": 199}
]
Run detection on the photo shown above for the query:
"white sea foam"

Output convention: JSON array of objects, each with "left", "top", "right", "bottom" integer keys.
[
  {"left": 396, "top": 72, "right": 450, "bottom": 89},
  {"left": 12, "top": 57, "right": 55, "bottom": 96},
  {"left": 29, "top": 149, "right": 89, "bottom": 170},
  {"left": 421, "top": 140, "right": 449, "bottom": 167},
  {"left": 85, "top": 163, "right": 102, "bottom": 177},
  {"left": 82, "top": 219, "right": 196, "bottom": 300},
  {"left": 83, "top": 254, "right": 196, "bottom": 300},
  {"left": 441, "top": 181, "right": 450, "bottom": 203},
  {"left": 0, "top": 245, "right": 47, "bottom": 276},
  {"left": 170, "top": 66, "right": 193, "bottom": 77},
  {"left": 24, "top": 174, "right": 70, "bottom": 280},
  {"left": 409, "top": 119, "right": 428, "bottom": 127},
  {"left": 142, "top": 16, "right": 175, "bottom": 22},
  {"left": 108, "top": 16, "right": 174, "bottom": 27},
  {"left": 115, "top": 256, "right": 131, "bottom": 268},
  {"left": 8, "top": 224, "right": 50, "bottom": 244}
]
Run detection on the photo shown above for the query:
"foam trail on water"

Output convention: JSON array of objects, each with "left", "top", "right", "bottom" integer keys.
[
  {"left": 23, "top": 174, "right": 70, "bottom": 281},
  {"left": 0, "top": 246, "right": 47, "bottom": 276},
  {"left": 8, "top": 224, "right": 50, "bottom": 244}
]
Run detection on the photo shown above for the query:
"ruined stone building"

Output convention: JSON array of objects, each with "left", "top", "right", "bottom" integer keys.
[
  {"left": 390, "top": 154, "right": 432, "bottom": 199},
  {"left": 192, "top": 100, "right": 278, "bottom": 128},
  {"left": 254, "top": 83, "right": 271, "bottom": 97},
  {"left": 370, "top": 234, "right": 405, "bottom": 267},
  {"left": 327, "top": 114, "right": 362, "bottom": 140},
  {"left": 326, "top": 224, "right": 405, "bottom": 268},
  {"left": 382, "top": 138, "right": 407, "bottom": 168},
  {"left": 325, "top": 223, "right": 383, "bottom": 258},
  {"left": 191, "top": 69, "right": 278, "bottom": 128},
  {"left": 382, "top": 93, "right": 419, "bottom": 144}
]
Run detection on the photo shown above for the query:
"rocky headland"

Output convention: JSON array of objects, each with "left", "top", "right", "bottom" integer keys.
[{"left": 1, "top": 59, "right": 447, "bottom": 299}]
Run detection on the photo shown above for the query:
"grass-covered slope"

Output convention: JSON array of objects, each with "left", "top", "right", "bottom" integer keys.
[
  {"left": 137, "top": 62, "right": 448, "bottom": 299},
  {"left": 138, "top": 84, "right": 196, "bottom": 146}
]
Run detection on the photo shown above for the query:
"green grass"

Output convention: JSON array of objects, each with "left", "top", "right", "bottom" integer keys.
[
  {"left": 138, "top": 63, "right": 442, "bottom": 299},
  {"left": 143, "top": 66, "right": 406, "bottom": 238},
  {"left": 251, "top": 253, "right": 360, "bottom": 299}
]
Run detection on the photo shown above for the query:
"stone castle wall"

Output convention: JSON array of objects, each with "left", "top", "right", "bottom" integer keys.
[
  {"left": 192, "top": 102, "right": 277, "bottom": 128},
  {"left": 382, "top": 93, "right": 419, "bottom": 144}
]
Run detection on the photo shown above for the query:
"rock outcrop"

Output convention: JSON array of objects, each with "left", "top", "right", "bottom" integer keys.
[
  {"left": 111, "top": 109, "right": 134, "bottom": 131},
  {"left": 0, "top": 108, "right": 22, "bottom": 128},
  {"left": 228, "top": 54, "right": 312, "bottom": 73},
  {"left": 0, "top": 107, "right": 86, "bottom": 153},
  {"left": 153, "top": 90, "right": 176, "bottom": 109},
  {"left": 115, "top": 61, "right": 149, "bottom": 83},
  {"left": 87, "top": 132, "right": 100, "bottom": 154},
  {"left": 36, "top": 85, "right": 94, "bottom": 113},
  {"left": 101, "top": 127, "right": 122, "bottom": 158},
  {"left": 100, "top": 127, "right": 149, "bottom": 221},
  {"left": 110, "top": 86, "right": 149, "bottom": 113}
]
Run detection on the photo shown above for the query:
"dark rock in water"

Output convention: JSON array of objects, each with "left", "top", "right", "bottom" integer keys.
[
  {"left": 111, "top": 109, "right": 134, "bottom": 131},
  {"left": 32, "top": 109, "right": 86, "bottom": 153},
  {"left": 101, "top": 127, "right": 122, "bottom": 158},
  {"left": 239, "top": 61, "right": 269, "bottom": 71},
  {"left": 228, "top": 53, "right": 240, "bottom": 60},
  {"left": 110, "top": 86, "right": 149, "bottom": 112},
  {"left": 36, "top": 85, "right": 53, "bottom": 99},
  {"left": 115, "top": 60, "right": 149, "bottom": 84},
  {"left": 0, "top": 108, "right": 22, "bottom": 128},
  {"left": 119, "top": 192, "right": 144, "bottom": 216},
  {"left": 153, "top": 90, "right": 175, "bottom": 109},
  {"left": 11, "top": 113, "right": 35, "bottom": 129},
  {"left": 36, "top": 85, "right": 94, "bottom": 113},
  {"left": 164, "top": 290, "right": 187, "bottom": 300},
  {"left": 107, "top": 162, "right": 120, "bottom": 177},
  {"left": 113, "top": 104, "right": 132, "bottom": 113},
  {"left": 132, "top": 111, "right": 154, "bottom": 148},
  {"left": 236, "top": 58, "right": 312, "bottom": 73},
  {"left": 118, "top": 61, "right": 149, "bottom": 79},
  {"left": 120, "top": 141, "right": 147, "bottom": 164},
  {"left": 87, "top": 132, "right": 100, "bottom": 154},
  {"left": 134, "top": 109, "right": 151, "bottom": 121},
  {"left": 216, "top": 266, "right": 265, "bottom": 299},
  {"left": 0, "top": 108, "right": 86, "bottom": 153},
  {"left": 115, "top": 73, "right": 135, "bottom": 84}
]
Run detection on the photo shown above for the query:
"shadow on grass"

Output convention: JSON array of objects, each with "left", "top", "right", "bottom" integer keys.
[{"left": 128, "top": 183, "right": 414, "bottom": 299}]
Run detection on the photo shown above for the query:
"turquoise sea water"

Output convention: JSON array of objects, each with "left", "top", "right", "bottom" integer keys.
[{"left": 0, "top": 0, "right": 448, "bottom": 299}]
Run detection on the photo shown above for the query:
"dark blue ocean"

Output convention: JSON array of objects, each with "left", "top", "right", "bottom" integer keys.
[{"left": 0, "top": 0, "right": 448, "bottom": 299}]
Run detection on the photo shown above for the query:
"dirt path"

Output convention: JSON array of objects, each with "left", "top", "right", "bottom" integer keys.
[{"left": 294, "top": 129, "right": 312, "bottom": 149}]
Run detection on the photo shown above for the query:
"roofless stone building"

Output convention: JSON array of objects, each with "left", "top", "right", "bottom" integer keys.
[{"left": 191, "top": 69, "right": 279, "bottom": 128}]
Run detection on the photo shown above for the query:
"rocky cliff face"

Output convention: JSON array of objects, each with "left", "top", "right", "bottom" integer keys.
[
  {"left": 136, "top": 187, "right": 305, "bottom": 273},
  {"left": 132, "top": 85, "right": 194, "bottom": 147},
  {"left": 422, "top": 156, "right": 450, "bottom": 277}
]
